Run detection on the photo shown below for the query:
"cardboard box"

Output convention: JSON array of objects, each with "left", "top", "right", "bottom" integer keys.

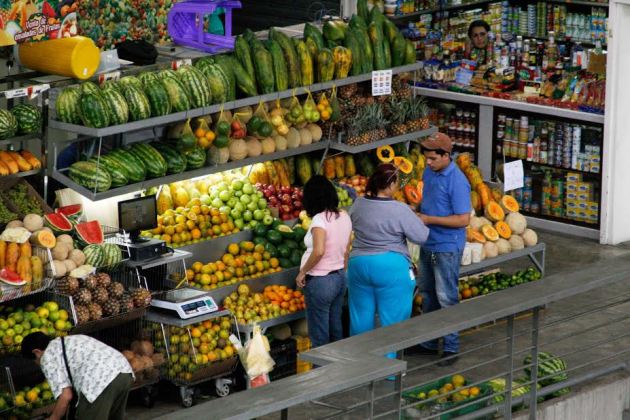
[{"left": 566, "top": 173, "right": 582, "bottom": 183}]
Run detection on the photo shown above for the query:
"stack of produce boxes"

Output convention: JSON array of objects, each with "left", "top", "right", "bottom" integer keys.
[{"left": 565, "top": 173, "right": 599, "bottom": 225}]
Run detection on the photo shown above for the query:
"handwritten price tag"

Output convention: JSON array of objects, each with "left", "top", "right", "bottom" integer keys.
[
  {"left": 4, "top": 84, "right": 50, "bottom": 99},
  {"left": 371, "top": 70, "right": 392, "bottom": 96},
  {"left": 98, "top": 71, "right": 121, "bottom": 85},
  {"left": 171, "top": 59, "right": 193, "bottom": 70}
]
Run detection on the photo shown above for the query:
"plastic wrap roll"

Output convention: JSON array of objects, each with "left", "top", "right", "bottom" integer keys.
[{"left": 18, "top": 36, "right": 100, "bottom": 80}]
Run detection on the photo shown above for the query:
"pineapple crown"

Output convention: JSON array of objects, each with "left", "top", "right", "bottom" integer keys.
[
  {"left": 408, "top": 96, "right": 429, "bottom": 120},
  {"left": 388, "top": 97, "right": 410, "bottom": 124},
  {"left": 348, "top": 103, "right": 388, "bottom": 135}
]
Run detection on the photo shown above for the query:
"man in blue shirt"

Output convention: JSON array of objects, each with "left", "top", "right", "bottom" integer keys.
[{"left": 413, "top": 132, "right": 471, "bottom": 366}]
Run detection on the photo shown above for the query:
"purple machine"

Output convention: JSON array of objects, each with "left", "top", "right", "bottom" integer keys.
[{"left": 167, "top": 0, "right": 242, "bottom": 52}]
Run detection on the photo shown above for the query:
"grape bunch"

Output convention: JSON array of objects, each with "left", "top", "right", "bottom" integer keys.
[
  {"left": 7, "top": 184, "right": 44, "bottom": 216},
  {"left": 0, "top": 200, "right": 17, "bottom": 224}
]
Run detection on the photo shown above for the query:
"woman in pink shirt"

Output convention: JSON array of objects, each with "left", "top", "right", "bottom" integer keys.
[{"left": 297, "top": 175, "right": 353, "bottom": 348}]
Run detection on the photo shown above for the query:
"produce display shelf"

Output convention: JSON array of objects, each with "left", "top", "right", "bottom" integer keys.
[
  {"left": 144, "top": 308, "right": 232, "bottom": 328},
  {"left": 329, "top": 127, "right": 437, "bottom": 153},
  {"left": 459, "top": 243, "right": 546, "bottom": 277},
  {"left": 70, "top": 307, "right": 147, "bottom": 335},
  {"left": 168, "top": 357, "right": 239, "bottom": 387},
  {"left": 177, "top": 230, "right": 251, "bottom": 262},
  {"left": 414, "top": 87, "right": 605, "bottom": 124},
  {"left": 237, "top": 310, "right": 305, "bottom": 334},
  {"left": 0, "top": 278, "right": 54, "bottom": 304},
  {"left": 501, "top": 158, "right": 602, "bottom": 178},
  {"left": 125, "top": 250, "right": 192, "bottom": 270},
  {"left": 389, "top": 0, "right": 496, "bottom": 21},
  {"left": 0, "top": 133, "right": 41, "bottom": 147},
  {"left": 0, "top": 168, "right": 43, "bottom": 180},
  {"left": 50, "top": 142, "right": 329, "bottom": 202},
  {"left": 48, "top": 62, "right": 424, "bottom": 138}
]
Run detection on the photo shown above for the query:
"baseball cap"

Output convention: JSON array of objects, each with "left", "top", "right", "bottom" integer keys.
[{"left": 421, "top": 132, "right": 453, "bottom": 153}]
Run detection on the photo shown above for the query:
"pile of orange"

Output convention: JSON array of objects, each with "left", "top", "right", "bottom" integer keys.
[
  {"left": 186, "top": 241, "right": 282, "bottom": 290},
  {"left": 263, "top": 285, "right": 305, "bottom": 313},
  {"left": 194, "top": 126, "right": 216, "bottom": 149}
]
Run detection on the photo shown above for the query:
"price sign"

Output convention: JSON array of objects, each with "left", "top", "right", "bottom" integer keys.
[
  {"left": 4, "top": 84, "right": 50, "bottom": 100},
  {"left": 503, "top": 159, "right": 524, "bottom": 192},
  {"left": 98, "top": 71, "right": 121, "bottom": 85},
  {"left": 171, "top": 59, "right": 193, "bottom": 70},
  {"left": 371, "top": 70, "right": 392, "bottom": 96}
]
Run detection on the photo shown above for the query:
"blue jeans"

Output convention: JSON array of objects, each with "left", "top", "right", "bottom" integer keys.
[
  {"left": 348, "top": 252, "right": 416, "bottom": 358},
  {"left": 419, "top": 249, "right": 462, "bottom": 353},
  {"left": 303, "top": 270, "right": 346, "bottom": 348}
]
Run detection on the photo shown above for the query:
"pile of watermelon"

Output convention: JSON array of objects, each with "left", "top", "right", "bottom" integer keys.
[{"left": 0, "top": 104, "right": 42, "bottom": 140}]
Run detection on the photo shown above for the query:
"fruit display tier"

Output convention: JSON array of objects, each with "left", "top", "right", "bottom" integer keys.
[
  {"left": 69, "top": 306, "right": 148, "bottom": 336},
  {"left": 458, "top": 242, "right": 545, "bottom": 277},
  {"left": 330, "top": 127, "right": 437, "bottom": 153},
  {"left": 0, "top": 246, "right": 55, "bottom": 304},
  {"left": 47, "top": 62, "right": 424, "bottom": 138},
  {"left": 0, "top": 133, "right": 41, "bottom": 148},
  {"left": 49, "top": 141, "right": 329, "bottom": 202}
]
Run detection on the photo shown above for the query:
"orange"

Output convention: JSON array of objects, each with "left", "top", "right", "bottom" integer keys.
[
  {"left": 191, "top": 327, "right": 202, "bottom": 338},
  {"left": 205, "top": 131, "right": 216, "bottom": 141},
  {"left": 469, "top": 386, "right": 480, "bottom": 397},
  {"left": 270, "top": 258, "right": 280, "bottom": 268},
  {"left": 186, "top": 269, "right": 195, "bottom": 281},
  {"left": 293, "top": 290, "right": 302, "bottom": 298},
  {"left": 462, "top": 289, "right": 472, "bottom": 299},
  {"left": 195, "top": 128, "right": 207, "bottom": 138},
  {"left": 161, "top": 234, "right": 172, "bottom": 244},
  {"left": 191, "top": 229, "right": 201, "bottom": 239}
]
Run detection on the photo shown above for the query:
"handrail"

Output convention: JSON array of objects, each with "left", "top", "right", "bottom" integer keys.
[{"left": 156, "top": 253, "right": 630, "bottom": 420}]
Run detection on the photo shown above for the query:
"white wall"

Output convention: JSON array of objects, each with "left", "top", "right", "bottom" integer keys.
[{"left": 600, "top": 0, "right": 630, "bottom": 244}]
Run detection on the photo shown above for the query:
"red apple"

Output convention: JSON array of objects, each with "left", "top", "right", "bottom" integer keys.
[
  {"left": 293, "top": 209, "right": 301, "bottom": 218},
  {"left": 281, "top": 194, "right": 292, "bottom": 204},
  {"left": 280, "top": 204, "right": 292, "bottom": 214}
]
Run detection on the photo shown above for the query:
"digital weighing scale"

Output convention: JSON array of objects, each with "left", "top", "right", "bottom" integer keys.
[{"left": 151, "top": 288, "right": 219, "bottom": 319}]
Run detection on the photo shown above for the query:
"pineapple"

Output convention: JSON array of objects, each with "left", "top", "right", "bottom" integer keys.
[
  {"left": 119, "top": 293, "right": 135, "bottom": 312},
  {"left": 339, "top": 83, "right": 358, "bottom": 99},
  {"left": 88, "top": 303, "right": 103, "bottom": 321},
  {"left": 131, "top": 288, "right": 152, "bottom": 308},
  {"left": 347, "top": 110, "right": 369, "bottom": 146},
  {"left": 93, "top": 287, "right": 109, "bottom": 305},
  {"left": 102, "top": 300, "right": 121, "bottom": 317},
  {"left": 393, "top": 75, "right": 412, "bottom": 99},
  {"left": 407, "top": 96, "right": 430, "bottom": 132},
  {"left": 73, "top": 289, "right": 92, "bottom": 305},
  {"left": 363, "top": 103, "right": 389, "bottom": 142},
  {"left": 81, "top": 274, "right": 98, "bottom": 291},
  {"left": 75, "top": 305, "right": 91, "bottom": 324},
  {"left": 108, "top": 282, "right": 125, "bottom": 299},
  {"left": 388, "top": 97, "right": 409, "bottom": 137},
  {"left": 56, "top": 276, "right": 79, "bottom": 295},
  {"left": 96, "top": 272, "right": 112, "bottom": 288}
]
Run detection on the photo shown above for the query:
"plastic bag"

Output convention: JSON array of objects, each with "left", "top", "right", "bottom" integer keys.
[
  {"left": 329, "top": 85, "right": 341, "bottom": 122},
  {"left": 270, "top": 99, "right": 289, "bottom": 136},
  {"left": 239, "top": 325, "right": 275, "bottom": 379},
  {"left": 285, "top": 90, "right": 305, "bottom": 125},
  {"left": 302, "top": 90, "right": 320, "bottom": 123}
]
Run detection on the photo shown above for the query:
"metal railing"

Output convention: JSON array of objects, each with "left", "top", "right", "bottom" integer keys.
[{"left": 159, "top": 255, "right": 630, "bottom": 420}]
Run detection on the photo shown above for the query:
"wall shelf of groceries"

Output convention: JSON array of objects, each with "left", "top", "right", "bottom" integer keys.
[{"left": 391, "top": 0, "right": 607, "bottom": 239}]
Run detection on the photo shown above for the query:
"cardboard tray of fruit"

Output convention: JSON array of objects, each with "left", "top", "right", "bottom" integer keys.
[
  {"left": 402, "top": 377, "right": 493, "bottom": 420},
  {"left": 173, "top": 357, "right": 239, "bottom": 386},
  {"left": 0, "top": 179, "right": 52, "bottom": 219}
]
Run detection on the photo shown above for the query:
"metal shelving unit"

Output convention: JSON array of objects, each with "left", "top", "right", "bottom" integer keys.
[
  {"left": 0, "top": 133, "right": 41, "bottom": 147},
  {"left": 459, "top": 243, "right": 546, "bottom": 277},
  {"left": 329, "top": 127, "right": 437, "bottom": 153}
]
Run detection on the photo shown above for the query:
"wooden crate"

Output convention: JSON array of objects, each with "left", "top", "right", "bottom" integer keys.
[{"left": 0, "top": 178, "right": 52, "bottom": 217}]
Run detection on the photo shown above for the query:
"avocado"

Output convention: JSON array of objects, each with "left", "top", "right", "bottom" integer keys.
[
  {"left": 253, "top": 237, "right": 267, "bottom": 246},
  {"left": 279, "top": 258, "right": 292, "bottom": 268},
  {"left": 276, "top": 224, "right": 294, "bottom": 239},
  {"left": 290, "top": 249, "right": 303, "bottom": 267},
  {"left": 283, "top": 239, "right": 299, "bottom": 250},
  {"left": 266, "top": 230, "right": 283, "bottom": 245},
  {"left": 277, "top": 244, "right": 291, "bottom": 258},
  {"left": 264, "top": 242, "right": 278, "bottom": 257},
  {"left": 271, "top": 219, "right": 282, "bottom": 229},
  {"left": 253, "top": 224, "right": 268, "bottom": 238},
  {"left": 292, "top": 226, "right": 307, "bottom": 242}
]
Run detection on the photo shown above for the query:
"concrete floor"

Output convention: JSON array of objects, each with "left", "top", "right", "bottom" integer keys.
[{"left": 125, "top": 231, "right": 630, "bottom": 419}]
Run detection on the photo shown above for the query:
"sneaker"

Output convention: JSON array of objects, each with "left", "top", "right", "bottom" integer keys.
[
  {"left": 406, "top": 345, "right": 439, "bottom": 356},
  {"left": 437, "top": 352, "right": 458, "bottom": 367}
]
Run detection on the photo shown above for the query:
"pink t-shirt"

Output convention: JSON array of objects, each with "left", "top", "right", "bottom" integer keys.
[{"left": 300, "top": 210, "right": 352, "bottom": 276}]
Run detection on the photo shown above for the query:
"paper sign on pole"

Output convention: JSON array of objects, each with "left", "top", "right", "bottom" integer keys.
[
  {"left": 372, "top": 70, "right": 392, "bottom": 96},
  {"left": 503, "top": 159, "right": 524, "bottom": 192}
]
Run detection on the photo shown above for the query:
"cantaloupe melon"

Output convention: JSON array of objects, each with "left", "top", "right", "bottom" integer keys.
[
  {"left": 274, "top": 135, "right": 288, "bottom": 151},
  {"left": 496, "top": 238, "right": 512, "bottom": 255},
  {"left": 484, "top": 201, "right": 505, "bottom": 222},
  {"left": 23, "top": 214, "right": 44, "bottom": 232},
  {"left": 522, "top": 229, "right": 538, "bottom": 247},
  {"left": 506, "top": 212, "right": 527, "bottom": 235},
  {"left": 298, "top": 128, "right": 313, "bottom": 145},
  {"left": 509, "top": 235, "right": 525, "bottom": 250},
  {"left": 261, "top": 137, "right": 276, "bottom": 154},
  {"left": 286, "top": 127, "right": 301, "bottom": 149},
  {"left": 495, "top": 221, "right": 512, "bottom": 239},
  {"left": 481, "top": 224, "right": 499, "bottom": 241},
  {"left": 500, "top": 195, "right": 520, "bottom": 213},
  {"left": 483, "top": 241, "right": 499, "bottom": 259},
  {"left": 307, "top": 124, "right": 323, "bottom": 142}
]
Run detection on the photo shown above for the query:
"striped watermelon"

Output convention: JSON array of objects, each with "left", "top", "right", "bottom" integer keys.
[
  {"left": 56, "top": 204, "right": 83, "bottom": 221},
  {"left": 123, "top": 85, "right": 151, "bottom": 122},
  {"left": 68, "top": 161, "right": 112, "bottom": 192},
  {"left": 128, "top": 143, "right": 167, "bottom": 178},
  {"left": 185, "top": 146, "right": 206, "bottom": 170},
  {"left": 55, "top": 88, "right": 82, "bottom": 124},
  {"left": 101, "top": 243, "right": 123, "bottom": 266},
  {"left": 80, "top": 81, "right": 100, "bottom": 96},
  {"left": 100, "top": 80, "right": 121, "bottom": 92},
  {"left": 45, "top": 212, "right": 73, "bottom": 233},
  {"left": 161, "top": 77, "right": 191, "bottom": 112},
  {"left": 89, "top": 156, "right": 128, "bottom": 187},
  {"left": 523, "top": 352, "right": 568, "bottom": 385},
  {"left": 0, "top": 109, "right": 18, "bottom": 139},
  {"left": 144, "top": 80, "right": 172, "bottom": 117},
  {"left": 83, "top": 244, "right": 104, "bottom": 267},
  {"left": 152, "top": 142, "right": 187, "bottom": 174},
  {"left": 177, "top": 65, "right": 212, "bottom": 108},
  {"left": 158, "top": 69, "right": 179, "bottom": 80},
  {"left": 197, "top": 63, "right": 228, "bottom": 104},
  {"left": 75, "top": 220, "right": 104, "bottom": 247},
  {"left": 137, "top": 71, "right": 160, "bottom": 86},
  {"left": 118, "top": 76, "right": 143, "bottom": 90},
  {"left": 108, "top": 149, "right": 146, "bottom": 182},
  {"left": 11, "top": 104, "right": 42, "bottom": 134},
  {"left": 100, "top": 88, "right": 129, "bottom": 126},
  {"left": 79, "top": 92, "right": 110, "bottom": 128}
]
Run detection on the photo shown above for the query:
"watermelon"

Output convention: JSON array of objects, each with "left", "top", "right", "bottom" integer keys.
[
  {"left": 108, "top": 149, "right": 146, "bottom": 182},
  {"left": 197, "top": 63, "right": 229, "bottom": 104},
  {"left": 118, "top": 76, "right": 143, "bottom": 90},
  {"left": 0, "top": 268, "right": 26, "bottom": 286},
  {"left": 99, "top": 154, "right": 131, "bottom": 185},
  {"left": 137, "top": 71, "right": 160, "bottom": 86},
  {"left": 152, "top": 142, "right": 187, "bottom": 174},
  {"left": 161, "top": 77, "right": 191, "bottom": 112},
  {"left": 100, "top": 88, "right": 129, "bottom": 126},
  {"left": 80, "top": 81, "right": 100, "bottom": 96},
  {"left": 128, "top": 143, "right": 167, "bottom": 178},
  {"left": 45, "top": 212, "right": 73, "bottom": 233},
  {"left": 100, "top": 80, "right": 121, "bottom": 92},
  {"left": 145, "top": 80, "right": 172, "bottom": 117},
  {"left": 0, "top": 109, "right": 18, "bottom": 139},
  {"left": 75, "top": 220, "right": 104, "bottom": 247},
  {"left": 11, "top": 104, "right": 42, "bottom": 134},
  {"left": 56, "top": 204, "right": 83, "bottom": 221},
  {"left": 101, "top": 243, "right": 123, "bottom": 266},
  {"left": 177, "top": 65, "right": 212, "bottom": 108},
  {"left": 89, "top": 156, "right": 128, "bottom": 187},
  {"left": 123, "top": 85, "right": 151, "bottom": 122},
  {"left": 68, "top": 161, "right": 112, "bottom": 192},
  {"left": 55, "top": 88, "right": 82, "bottom": 124},
  {"left": 159, "top": 69, "right": 179, "bottom": 80},
  {"left": 523, "top": 352, "right": 568, "bottom": 385},
  {"left": 83, "top": 244, "right": 104, "bottom": 267},
  {"left": 79, "top": 92, "right": 110, "bottom": 128},
  {"left": 185, "top": 146, "right": 206, "bottom": 170}
]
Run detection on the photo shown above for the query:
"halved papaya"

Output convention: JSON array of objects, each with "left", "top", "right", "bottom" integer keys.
[
  {"left": 481, "top": 224, "right": 499, "bottom": 241},
  {"left": 500, "top": 195, "right": 520, "bottom": 213},
  {"left": 376, "top": 145, "right": 395, "bottom": 163},
  {"left": 403, "top": 183, "right": 422, "bottom": 205},
  {"left": 484, "top": 201, "right": 505, "bottom": 222},
  {"left": 495, "top": 220, "right": 512, "bottom": 239},
  {"left": 467, "top": 227, "right": 487, "bottom": 243},
  {"left": 393, "top": 156, "right": 413, "bottom": 174}
]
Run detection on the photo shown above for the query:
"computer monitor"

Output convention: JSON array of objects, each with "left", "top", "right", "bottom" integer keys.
[{"left": 118, "top": 195, "right": 157, "bottom": 242}]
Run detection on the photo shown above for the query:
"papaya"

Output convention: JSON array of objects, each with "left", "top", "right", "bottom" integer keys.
[
  {"left": 343, "top": 31, "right": 363, "bottom": 76},
  {"left": 353, "top": 28, "right": 373, "bottom": 73},
  {"left": 357, "top": 0, "right": 369, "bottom": 23},
  {"left": 370, "top": 6, "right": 386, "bottom": 25},
  {"left": 267, "top": 39, "right": 289, "bottom": 91},
  {"left": 269, "top": 28, "right": 302, "bottom": 89},
  {"left": 383, "top": 19, "right": 399, "bottom": 44},
  {"left": 264, "top": 161, "right": 280, "bottom": 187},
  {"left": 357, "top": 153, "right": 376, "bottom": 177},
  {"left": 405, "top": 40, "right": 417, "bottom": 64},
  {"left": 0, "top": 241, "right": 5, "bottom": 269},
  {"left": 19, "top": 242, "right": 31, "bottom": 258},
  {"left": 383, "top": 38, "right": 392, "bottom": 68},
  {"left": 304, "top": 23, "right": 325, "bottom": 51},
  {"left": 229, "top": 56, "right": 258, "bottom": 97},
  {"left": 296, "top": 155, "right": 312, "bottom": 185},
  {"left": 334, "top": 155, "right": 345, "bottom": 179},
  {"left": 295, "top": 41, "right": 314, "bottom": 86},
  {"left": 17, "top": 255, "right": 32, "bottom": 282},
  {"left": 311, "top": 156, "right": 321, "bottom": 176},
  {"left": 234, "top": 35, "right": 255, "bottom": 81},
  {"left": 274, "top": 160, "right": 290, "bottom": 187},
  {"left": 285, "top": 157, "right": 296, "bottom": 185},
  {"left": 344, "top": 155, "right": 356, "bottom": 177},
  {"left": 305, "top": 37, "right": 319, "bottom": 61},
  {"left": 332, "top": 46, "right": 352, "bottom": 79},
  {"left": 317, "top": 48, "right": 335, "bottom": 82},
  {"left": 323, "top": 158, "right": 336, "bottom": 180},
  {"left": 392, "top": 33, "right": 407, "bottom": 67},
  {"left": 368, "top": 21, "right": 386, "bottom": 70},
  {"left": 5, "top": 242, "right": 19, "bottom": 272},
  {"left": 323, "top": 20, "right": 347, "bottom": 42},
  {"left": 252, "top": 44, "right": 275, "bottom": 94},
  {"left": 31, "top": 256, "right": 44, "bottom": 283},
  {"left": 350, "top": 14, "right": 368, "bottom": 31}
]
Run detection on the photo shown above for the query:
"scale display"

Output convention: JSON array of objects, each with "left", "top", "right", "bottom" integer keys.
[{"left": 151, "top": 288, "right": 219, "bottom": 319}]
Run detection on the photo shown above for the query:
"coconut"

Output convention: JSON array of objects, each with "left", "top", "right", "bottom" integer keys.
[
  {"left": 151, "top": 353, "right": 166, "bottom": 366},
  {"left": 141, "top": 355, "right": 154, "bottom": 370},
  {"left": 130, "top": 358, "right": 144, "bottom": 372},
  {"left": 63, "top": 259, "right": 77, "bottom": 273},
  {"left": 69, "top": 249, "right": 86, "bottom": 266},
  {"left": 138, "top": 340, "right": 154, "bottom": 357},
  {"left": 23, "top": 214, "right": 44, "bottom": 232}
]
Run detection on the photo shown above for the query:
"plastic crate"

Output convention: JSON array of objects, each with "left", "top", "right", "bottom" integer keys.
[{"left": 401, "top": 377, "right": 493, "bottom": 420}]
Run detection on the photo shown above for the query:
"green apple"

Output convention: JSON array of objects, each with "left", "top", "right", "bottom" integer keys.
[
  {"left": 232, "top": 180, "right": 244, "bottom": 191},
  {"left": 200, "top": 194, "right": 211, "bottom": 205},
  {"left": 218, "top": 190, "right": 231, "bottom": 202},
  {"left": 247, "top": 201, "right": 258, "bottom": 212},
  {"left": 258, "top": 198, "right": 267, "bottom": 209},
  {"left": 256, "top": 191, "right": 264, "bottom": 199},
  {"left": 234, "top": 219, "right": 245, "bottom": 230},
  {"left": 219, "top": 206, "right": 231, "bottom": 215},
  {"left": 240, "top": 194, "right": 252, "bottom": 205},
  {"left": 253, "top": 209, "right": 264, "bottom": 221},
  {"left": 243, "top": 210, "right": 253, "bottom": 222},
  {"left": 234, "top": 202, "right": 245, "bottom": 212},
  {"left": 249, "top": 194, "right": 259, "bottom": 203},
  {"left": 263, "top": 214, "right": 274, "bottom": 225},
  {"left": 227, "top": 197, "right": 238, "bottom": 208},
  {"left": 211, "top": 198, "right": 223, "bottom": 208},
  {"left": 242, "top": 183, "right": 254, "bottom": 195},
  {"left": 230, "top": 208, "right": 242, "bottom": 220},
  {"left": 234, "top": 190, "right": 243, "bottom": 198},
  {"left": 249, "top": 220, "right": 258, "bottom": 228}
]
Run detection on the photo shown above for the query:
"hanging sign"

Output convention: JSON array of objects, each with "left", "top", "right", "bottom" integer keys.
[
  {"left": 372, "top": 70, "right": 392, "bottom": 96},
  {"left": 0, "top": 2, "right": 79, "bottom": 46},
  {"left": 4, "top": 84, "right": 50, "bottom": 99},
  {"left": 503, "top": 159, "right": 524, "bottom": 192}
]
